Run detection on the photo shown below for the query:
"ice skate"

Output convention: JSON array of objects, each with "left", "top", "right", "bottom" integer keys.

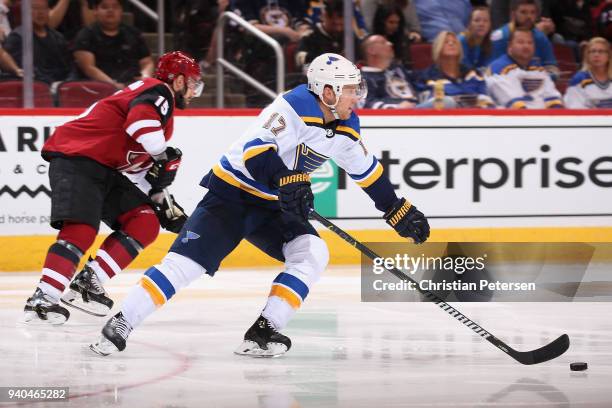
[
  {"left": 234, "top": 315, "right": 291, "bottom": 357},
  {"left": 23, "top": 288, "right": 70, "bottom": 325},
  {"left": 89, "top": 312, "right": 133, "bottom": 356},
  {"left": 61, "top": 259, "right": 113, "bottom": 317}
]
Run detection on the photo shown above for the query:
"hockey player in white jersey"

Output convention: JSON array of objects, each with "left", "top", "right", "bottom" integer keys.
[
  {"left": 486, "top": 28, "right": 564, "bottom": 109},
  {"left": 90, "top": 53, "right": 430, "bottom": 357},
  {"left": 564, "top": 37, "right": 612, "bottom": 109}
]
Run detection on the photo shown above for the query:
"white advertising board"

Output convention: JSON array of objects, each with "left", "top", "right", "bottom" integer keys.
[{"left": 0, "top": 112, "right": 611, "bottom": 235}]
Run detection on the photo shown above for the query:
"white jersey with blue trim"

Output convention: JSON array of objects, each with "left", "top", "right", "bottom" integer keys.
[
  {"left": 564, "top": 70, "right": 612, "bottom": 109},
  {"left": 208, "top": 84, "right": 384, "bottom": 203},
  {"left": 485, "top": 54, "right": 563, "bottom": 109}
]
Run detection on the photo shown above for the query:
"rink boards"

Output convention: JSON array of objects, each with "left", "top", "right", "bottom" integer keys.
[{"left": 1, "top": 109, "right": 611, "bottom": 270}]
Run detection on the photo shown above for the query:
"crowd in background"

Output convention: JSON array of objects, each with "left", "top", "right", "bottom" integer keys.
[{"left": 1, "top": 0, "right": 612, "bottom": 109}]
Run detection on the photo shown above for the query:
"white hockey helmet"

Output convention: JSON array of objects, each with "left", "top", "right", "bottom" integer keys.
[{"left": 307, "top": 53, "right": 367, "bottom": 103}]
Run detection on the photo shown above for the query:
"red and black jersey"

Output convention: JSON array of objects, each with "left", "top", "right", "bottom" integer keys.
[{"left": 43, "top": 78, "right": 175, "bottom": 172}]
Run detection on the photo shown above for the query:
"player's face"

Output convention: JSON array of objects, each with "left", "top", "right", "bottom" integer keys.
[
  {"left": 513, "top": 5, "right": 537, "bottom": 29},
  {"left": 469, "top": 9, "right": 491, "bottom": 38},
  {"left": 335, "top": 84, "right": 364, "bottom": 120},
  {"left": 96, "top": 0, "right": 122, "bottom": 29},
  {"left": 588, "top": 43, "right": 609, "bottom": 69},
  {"left": 509, "top": 32, "right": 535, "bottom": 62}
]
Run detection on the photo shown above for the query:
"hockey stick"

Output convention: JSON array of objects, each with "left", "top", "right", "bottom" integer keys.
[
  {"left": 309, "top": 210, "right": 570, "bottom": 365},
  {"left": 162, "top": 188, "right": 176, "bottom": 218}
]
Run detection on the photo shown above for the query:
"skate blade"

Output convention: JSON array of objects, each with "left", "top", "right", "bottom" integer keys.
[
  {"left": 61, "top": 290, "right": 111, "bottom": 317},
  {"left": 89, "top": 336, "right": 119, "bottom": 356},
  {"left": 234, "top": 340, "right": 288, "bottom": 358},
  {"left": 23, "top": 310, "right": 68, "bottom": 326}
]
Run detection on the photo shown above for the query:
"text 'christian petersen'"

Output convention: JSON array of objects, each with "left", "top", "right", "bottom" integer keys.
[{"left": 372, "top": 280, "right": 537, "bottom": 292}]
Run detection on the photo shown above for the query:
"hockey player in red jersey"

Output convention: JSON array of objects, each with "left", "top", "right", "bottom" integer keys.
[{"left": 23, "top": 51, "right": 203, "bottom": 325}]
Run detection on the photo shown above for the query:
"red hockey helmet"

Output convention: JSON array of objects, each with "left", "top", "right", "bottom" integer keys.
[{"left": 155, "top": 51, "right": 204, "bottom": 97}]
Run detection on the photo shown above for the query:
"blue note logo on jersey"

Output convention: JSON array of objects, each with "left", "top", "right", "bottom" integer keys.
[
  {"left": 326, "top": 56, "right": 339, "bottom": 65},
  {"left": 181, "top": 231, "right": 200, "bottom": 244},
  {"left": 293, "top": 144, "right": 329, "bottom": 173}
]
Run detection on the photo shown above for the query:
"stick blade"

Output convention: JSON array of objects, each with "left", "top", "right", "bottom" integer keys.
[{"left": 515, "top": 334, "right": 570, "bottom": 365}]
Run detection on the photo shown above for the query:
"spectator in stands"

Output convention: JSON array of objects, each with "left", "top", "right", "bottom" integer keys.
[
  {"left": 459, "top": 6, "right": 493, "bottom": 72},
  {"left": 48, "top": 0, "right": 95, "bottom": 44},
  {"left": 491, "top": 0, "right": 558, "bottom": 76},
  {"left": 73, "top": 0, "right": 153, "bottom": 89},
  {"left": 549, "top": 0, "right": 593, "bottom": 49},
  {"left": 415, "top": 31, "right": 495, "bottom": 108},
  {"left": 0, "top": 0, "right": 11, "bottom": 43},
  {"left": 175, "top": 0, "right": 229, "bottom": 71},
  {"left": 361, "top": 0, "right": 422, "bottom": 43},
  {"left": 232, "top": 0, "right": 310, "bottom": 43},
  {"left": 4, "top": 0, "right": 71, "bottom": 84},
  {"left": 0, "top": 45, "right": 21, "bottom": 77},
  {"left": 307, "top": 0, "right": 368, "bottom": 40},
  {"left": 592, "top": 0, "right": 612, "bottom": 44},
  {"left": 232, "top": 0, "right": 309, "bottom": 106},
  {"left": 490, "top": 0, "right": 552, "bottom": 31},
  {"left": 564, "top": 37, "right": 612, "bottom": 108},
  {"left": 413, "top": 0, "right": 471, "bottom": 43},
  {"left": 360, "top": 34, "right": 418, "bottom": 108},
  {"left": 372, "top": 3, "right": 412, "bottom": 68},
  {"left": 486, "top": 28, "right": 564, "bottom": 108},
  {"left": 296, "top": 0, "right": 360, "bottom": 71}
]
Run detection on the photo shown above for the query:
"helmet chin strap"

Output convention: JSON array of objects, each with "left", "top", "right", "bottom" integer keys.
[
  {"left": 174, "top": 83, "right": 188, "bottom": 109},
  {"left": 320, "top": 91, "right": 341, "bottom": 120}
]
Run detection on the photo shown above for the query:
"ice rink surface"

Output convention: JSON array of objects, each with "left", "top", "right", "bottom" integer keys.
[{"left": 0, "top": 266, "right": 611, "bottom": 408}]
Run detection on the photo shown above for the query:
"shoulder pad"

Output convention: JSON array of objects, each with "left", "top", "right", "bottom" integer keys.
[
  {"left": 129, "top": 84, "right": 174, "bottom": 125},
  {"left": 335, "top": 112, "right": 361, "bottom": 142},
  {"left": 568, "top": 70, "right": 590, "bottom": 87}
]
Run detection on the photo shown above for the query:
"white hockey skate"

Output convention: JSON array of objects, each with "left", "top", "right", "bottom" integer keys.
[
  {"left": 23, "top": 288, "right": 70, "bottom": 325},
  {"left": 234, "top": 315, "right": 291, "bottom": 358},
  {"left": 61, "top": 260, "right": 113, "bottom": 317},
  {"left": 90, "top": 312, "right": 132, "bottom": 356}
]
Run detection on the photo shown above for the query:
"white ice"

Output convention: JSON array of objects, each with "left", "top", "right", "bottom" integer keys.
[{"left": 0, "top": 267, "right": 611, "bottom": 407}]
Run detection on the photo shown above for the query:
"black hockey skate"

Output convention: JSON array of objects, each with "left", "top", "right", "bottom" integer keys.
[
  {"left": 61, "top": 259, "right": 113, "bottom": 316},
  {"left": 89, "top": 312, "right": 133, "bottom": 356},
  {"left": 24, "top": 288, "right": 70, "bottom": 325},
  {"left": 234, "top": 315, "right": 292, "bottom": 357}
]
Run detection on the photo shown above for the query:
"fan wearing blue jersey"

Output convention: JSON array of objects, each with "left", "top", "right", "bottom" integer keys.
[{"left": 90, "top": 53, "right": 430, "bottom": 357}]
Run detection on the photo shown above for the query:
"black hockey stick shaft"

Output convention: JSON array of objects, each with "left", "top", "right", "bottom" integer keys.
[{"left": 309, "top": 210, "right": 569, "bottom": 365}]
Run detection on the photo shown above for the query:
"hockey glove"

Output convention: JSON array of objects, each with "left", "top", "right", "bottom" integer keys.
[
  {"left": 384, "top": 198, "right": 430, "bottom": 244},
  {"left": 274, "top": 169, "right": 314, "bottom": 223},
  {"left": 146, "top": 146, "right": 182, "bottom": 192},
  {"left": 152, "top": 194, "right": 188, "bottom": 233}
]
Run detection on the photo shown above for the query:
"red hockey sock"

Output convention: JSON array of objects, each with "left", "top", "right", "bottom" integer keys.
[
  {"left": 39, "top": 222, "right": 97, "bottom": 300},
  {"left": 92, "top": 205, "right": 160, "bottom": 283}
]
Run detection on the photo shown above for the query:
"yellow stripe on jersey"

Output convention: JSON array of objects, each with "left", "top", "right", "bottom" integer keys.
[
  {"left": 510, "top": 101, "right": 527, "bottom": 109},
  {"left": 269, "top": 284, "right": 302, "bottom": 309},
  {"left": 501, "top": 64, "right": 518, "bottom": 75},
  {"left": 336, "top": 125, "right": 361, "bottom": 140},
  {"left": 356, "top": 162, "right": 384, "bottom": 188},
  {"left": 301, "top": 116, "right": 324, "bottom": 125},
  {"left": 545, "top": 99, "right": 563, "bottom": 108},
  {"left": 243, "top": 144, "right": 277, "bottom": 162},
  {"left": 140, "top": 276, "right": 166, "bottom": 306},
  {"left": 212, "top": 164, "right": 278, "bottom": 201},
  {"left": 580, "top": 79, "right": 594, "bottom": 88}
]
